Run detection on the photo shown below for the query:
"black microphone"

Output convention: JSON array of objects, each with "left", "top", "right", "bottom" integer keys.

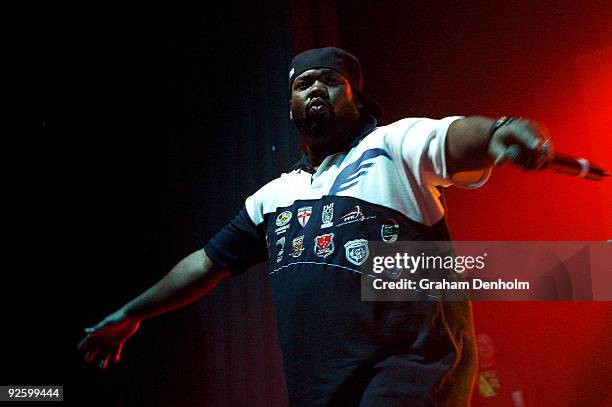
[
  {"left": 543, "top": 151, "right": 609, "bottom": 181},
  {"left": 505, "top": 142, "right": 609, "bottom": 181}
]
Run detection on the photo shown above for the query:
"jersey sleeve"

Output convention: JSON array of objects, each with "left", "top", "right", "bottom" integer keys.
[
  {"left": 384, "top": 116, "right": 491, "bottom": 188},
  {"left": 203, "top": 205, "right": 268, "bottom": 276}
]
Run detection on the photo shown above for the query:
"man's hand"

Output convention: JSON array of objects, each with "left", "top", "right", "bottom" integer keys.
[
  {"left": 446, "top": 116, "right": 552, "bottom": 175},
  {"left": 76, "top": 249, "right": 227, "bottom": 370},
  {"left": 488, "top": 117, "right": 552, "bottom": 170},
  {"left": 77, "top": 309, "right": 140, "bottom": 370}
]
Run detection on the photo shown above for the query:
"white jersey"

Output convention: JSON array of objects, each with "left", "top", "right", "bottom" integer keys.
[{"left": 204, "top": 116, "right": 488, "bottom": 406}]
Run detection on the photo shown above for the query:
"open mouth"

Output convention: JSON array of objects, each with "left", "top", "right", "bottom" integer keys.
[{"left": 308, "top": 98, "right": 329, "bottom": 115}]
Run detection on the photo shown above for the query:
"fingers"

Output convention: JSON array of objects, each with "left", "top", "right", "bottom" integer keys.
[
  {"left": 78, "top": 325, "right": 105, "bottom": 354},
  {"left": 78, "top": 329, "right": 113, "bottom": 368},
  {"left": 78, "top": 315, "right": 134, "bottom": 369},
  {"left": 78, "top": 323, "right": 102, "bottom": 350},
  {"left": 78, "top": 334, "right": 102, "bottom": 353},
  {"left": 514, "top": 120, "right": 542, "bottom": 149},
  {"left": 98, "top": 344, "right": 124, "bottom": 369},
  {"left": 114, "top": 342, "right": 124, "bottom": 363},
  {"left": 493, "top": 144, "right": 520, "bottom": 165},
  {"left": 77, "top": 335, "right": 90, "bottom": 351},
  {"left": 490, "top": 119, "right": 551, "bottom": 169},
  {"left": 84, "top": 343, "right": 122, "bottom": 369},
  {"left": 489, "top": 138, "right": 513, "bottom": 165},
  {"left": 82, "top": 337, "right": 108, "bottom": 365},
  {"left": 100, "top": 354, "right": 111, "bottom": 370},
  {"left": 79, "top": 335, "right": 125, "bottom": 368},
  {"left": 79, "top": 317, "right": 119, "bottom": 349},
  {"left": 85, "top": 347, "right": 102, "bottom": 364}
]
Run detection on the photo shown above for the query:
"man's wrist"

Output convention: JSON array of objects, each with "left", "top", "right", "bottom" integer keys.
[
  {"left": 489, "top": 116, "right": 517, "bottom": 139},
  {"left": 118, "top": 305, "right": 139, "bottom": 323}
]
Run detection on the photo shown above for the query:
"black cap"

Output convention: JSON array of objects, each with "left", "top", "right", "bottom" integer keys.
[{"left": 289, "top": 47, "right": 383, "bottom": 120}]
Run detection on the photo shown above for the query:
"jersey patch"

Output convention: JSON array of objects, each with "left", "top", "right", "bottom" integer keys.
[
  {"left": 275, "top": 210, "right": 292, "bottom": 235},
  {"left": 297, "top": 206, "right": 312, "bottom": 227},
  {"left": 381, "top": 218, "right": 400, "bottom": 243},
  {"left": 344, "top": 239, "right": 369, "bottom": 266},
  {"left": 336, "top": 205, "right": 376, "bottom": 227},
  {"left": 289, "top": 235, "right": 305, "bottom": 258},
  {"left": 321, "top": 203, "right": 334, "bottom": 228},
  {"left": 314, "top": 233, "right": 335, "bottom": 258},
  {"left": 276, "top": 237, "right": 285, "bottom": 262}
]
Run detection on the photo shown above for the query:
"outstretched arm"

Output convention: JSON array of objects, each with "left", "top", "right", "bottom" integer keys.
[
  {"left": 77, "top": 249, "right": 230, "bottom": 369},
  {"left": 445, "top": 116, "right": 550, "bottom": 176}
]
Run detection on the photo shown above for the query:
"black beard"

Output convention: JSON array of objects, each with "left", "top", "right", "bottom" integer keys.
[
  {"left": 294, "top": 103, "right": 359, "bottom": 145},
  {"left": 295, "top": 117, "right": 362, "bottom": 167},
  {"left": 298, "top": 109, "right": 334, "bottom": 140}
]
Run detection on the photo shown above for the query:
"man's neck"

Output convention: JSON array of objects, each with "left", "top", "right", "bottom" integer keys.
[
  {"left": 305, "top": 143, "right": 346, "bottom": 168},
  {"left": 304, "top": 120, "right": 363, "bottom": 167}
]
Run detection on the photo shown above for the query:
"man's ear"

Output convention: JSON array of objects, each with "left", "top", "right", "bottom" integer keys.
[{"left": 289, "top": 101, "right": 293, "bottom": 120}]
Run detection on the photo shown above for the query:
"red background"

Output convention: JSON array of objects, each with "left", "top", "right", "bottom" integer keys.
[{"left": 294, "top": 0, "right": 612, "bottom": 404}]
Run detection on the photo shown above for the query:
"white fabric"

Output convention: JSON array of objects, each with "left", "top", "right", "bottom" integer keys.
[{"left": 246, "top": 116, "right": 491, "bottom": 227}]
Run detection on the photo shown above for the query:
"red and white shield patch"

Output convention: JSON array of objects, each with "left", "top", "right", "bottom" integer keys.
[
  {"left": 314, "top": 233, "right": 335, "bottom": 258},
  {"left": 297, "top": 206, "right": 312, "bottom": 227}
]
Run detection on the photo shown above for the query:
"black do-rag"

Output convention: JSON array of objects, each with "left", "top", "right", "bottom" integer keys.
[{"left": 289, "top": 47, "right": 383, "bottom": 120}]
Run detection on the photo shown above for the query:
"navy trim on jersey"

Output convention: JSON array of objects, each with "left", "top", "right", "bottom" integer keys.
[
  {"left": 203, "top": 206, "right": 268, "bottom": 275},
  {"left": 328, "top": 148, "right": 392, "bottom": 194},
  {"left": 287, "top": 154, "right": 316, "bottom": 174}
]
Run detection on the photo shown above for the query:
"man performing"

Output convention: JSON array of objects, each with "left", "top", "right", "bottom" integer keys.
[{"left": 78, "top": 47, "right": 551, "bottom": 406}]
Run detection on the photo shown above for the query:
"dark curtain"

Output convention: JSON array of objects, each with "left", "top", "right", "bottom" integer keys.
[{"left": 14, "top": 1, "right": 297, "bottom": 406}]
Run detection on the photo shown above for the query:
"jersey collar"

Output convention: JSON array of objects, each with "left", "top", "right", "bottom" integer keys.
[{"left": 289, "top": 114, "right": 378, "bottom": 174}]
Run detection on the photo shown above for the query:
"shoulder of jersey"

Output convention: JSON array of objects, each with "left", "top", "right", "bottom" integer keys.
[{"left": 350, "top": 118, "right": 423, "bottom": 150}]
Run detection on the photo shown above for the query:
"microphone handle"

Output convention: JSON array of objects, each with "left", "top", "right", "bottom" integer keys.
[{"left": 543, "top": 152, "right": 609, "bottom": 181}]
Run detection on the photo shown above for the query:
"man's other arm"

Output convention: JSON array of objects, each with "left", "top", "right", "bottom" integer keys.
[{"left": 77, "top": 249, "right": 229, "bottom": 369}]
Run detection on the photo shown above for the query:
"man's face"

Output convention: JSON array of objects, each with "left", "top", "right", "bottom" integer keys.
[{"left": 289, "top": 68, "right": 360, "bottom": 146}]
